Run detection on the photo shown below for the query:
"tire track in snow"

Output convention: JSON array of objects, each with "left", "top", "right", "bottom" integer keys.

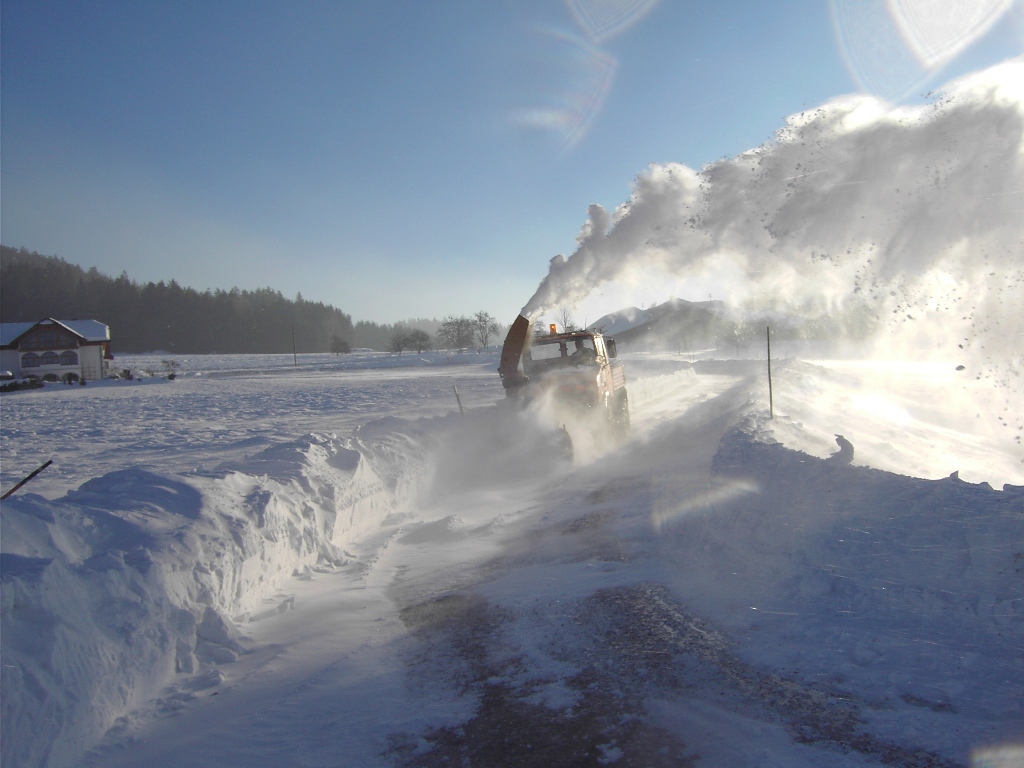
[{"left": 578, "top": 584, "right": 962, "bottom": 768}]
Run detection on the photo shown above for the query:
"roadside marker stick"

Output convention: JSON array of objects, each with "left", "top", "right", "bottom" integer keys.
[
  {"left": 766, "top": 325, "right": 774, "bottom": 419},
  {"left": 453, "top": 385, "right": 464, "bottom": 415},
  {"left": 2, "top": 459, "right": 54, "bottom": 501}
]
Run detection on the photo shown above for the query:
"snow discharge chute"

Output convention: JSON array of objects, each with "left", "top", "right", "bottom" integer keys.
[{"left": 498, "top": 314, "right": 531, "bottom": 391}]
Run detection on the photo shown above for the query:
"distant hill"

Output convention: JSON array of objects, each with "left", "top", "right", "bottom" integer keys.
[
  {"left": 587, "top": 306, "right": 652, "bottom": 336},
  {"left": 606, "top": 298, "right": 730, "bottom": 352},
  {"left": 594, "top": 296, "right": 877, "bottom": 354}
]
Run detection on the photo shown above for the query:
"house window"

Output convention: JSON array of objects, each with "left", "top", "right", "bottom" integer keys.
[
  {"left": 60, "top": 351, "right": 79, "bottom": 366},
  {"left": 40, "top": 351, "right": 59, "bottom": 366},
  {"left": 22, "top": 353, "right": 40, "bottom": 368}
]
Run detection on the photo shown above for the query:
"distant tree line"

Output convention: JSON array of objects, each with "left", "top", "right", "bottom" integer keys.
[
  {"left": 0, "top": 246, "right": 358, "bottom": 354},
  {"left": 389, "top": 311, "right": 503, "bottom": 355},
  {"left": 0, "top": 246, "right": 508, "bottom": 354}
]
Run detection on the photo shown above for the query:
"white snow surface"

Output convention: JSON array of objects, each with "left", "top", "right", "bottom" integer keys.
[{"left": 1, "top": 351, "right": 1022, "bottom": 768}]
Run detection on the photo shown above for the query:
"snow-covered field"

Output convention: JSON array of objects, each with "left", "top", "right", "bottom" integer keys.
[{"left": 2, "top": 350, "right": 1021, "bottom": 768}]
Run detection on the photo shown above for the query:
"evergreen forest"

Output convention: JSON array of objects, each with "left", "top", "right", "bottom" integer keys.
[{"left": 0, "top": 246, "right": 410, "bottom": 353}]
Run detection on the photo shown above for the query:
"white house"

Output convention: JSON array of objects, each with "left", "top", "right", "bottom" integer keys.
[{"left": 0, "top": 318, "right": 112, "bottom": 382}]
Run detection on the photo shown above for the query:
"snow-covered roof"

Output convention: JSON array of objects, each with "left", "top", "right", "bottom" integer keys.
[
  {"left": 0, "top": 318, "right": 110, "bottom": 346},
  {"left": 0, "top": 322, "right": 35, "bottom": 346}
]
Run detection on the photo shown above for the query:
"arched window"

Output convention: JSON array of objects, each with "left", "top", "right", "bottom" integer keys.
[
  {"left": 40, "top": 351, "right": 59, "bottom": 366},
  {"left": 21, "top": 352, "right": 40, "bottom": 368},
  {"left": 59, "top": 351, "right": 79, "bottom": 366}
]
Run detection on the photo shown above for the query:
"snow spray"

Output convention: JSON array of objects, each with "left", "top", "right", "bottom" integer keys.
[{"left": 522, "top": 59, "right": 1024, "bottom": 399}]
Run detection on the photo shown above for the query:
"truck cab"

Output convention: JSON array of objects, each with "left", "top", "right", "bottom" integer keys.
[{"left": 499, "top": 317, "right": 629, "bottom": 437}]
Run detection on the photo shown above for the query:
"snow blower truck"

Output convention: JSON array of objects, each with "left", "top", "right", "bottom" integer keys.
[{"left": 498, "top": 315, "right": 630, "bottom": 440}]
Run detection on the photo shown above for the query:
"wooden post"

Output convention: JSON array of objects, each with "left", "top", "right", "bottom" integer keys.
[
  {"left": 766, "top": 326, "right": 774, "bottom": 419},
  {"left": 453, "top": 385, "right": 464, "bottom": 415},
  {"left": 2, "top": 459, "right": 54, "bottom": 501}
]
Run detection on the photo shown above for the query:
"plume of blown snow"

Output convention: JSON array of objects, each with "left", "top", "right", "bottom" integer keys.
[{"left": 523, "top": 58, "right": 1024, "bottom": 387}]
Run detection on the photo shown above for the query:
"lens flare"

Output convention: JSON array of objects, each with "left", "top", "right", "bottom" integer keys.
[
  {"left": 831, "top": 0, "right": 1018, "bottom": 100},
  {"left": 891, "top": 0, "right": 1016, "bottom": 68},
  {"left": 970, "top": 744, "right": 1024, "bottom": 768},
  {"left": 565, "top": 0, "right": 661, "bottom": 44},
  {"left": 516, "top": 2, "right": 659, "bottom": 148},
  {"left": 515, "top": 28, "right": 618, "bottom": 150},
  {"left": 652, "top": 478, "right": 760, "bottom": 532}
]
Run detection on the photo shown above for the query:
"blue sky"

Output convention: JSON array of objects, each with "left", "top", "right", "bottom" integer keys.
[{"left": 3, "top": 1, "right": 1021, "bottom": 324}]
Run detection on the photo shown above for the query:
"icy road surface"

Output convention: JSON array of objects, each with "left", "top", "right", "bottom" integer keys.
[{"left": 1, "top": 351, "right": 1021, "bottom": 768}]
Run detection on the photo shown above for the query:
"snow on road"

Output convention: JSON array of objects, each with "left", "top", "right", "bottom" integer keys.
[{"left": 2, "top": 352, "right": 1022, "bottom": 768}]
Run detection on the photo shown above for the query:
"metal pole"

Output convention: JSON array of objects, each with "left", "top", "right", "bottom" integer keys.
[
  {"left": 766, "top": 326, "right": 774, "bottom": 419},
  {"left": 2, "top": 459, "right": 54, "bottom": 501},
  {"left": 453, "top": 385, "right": 464, "bottom": 415}
]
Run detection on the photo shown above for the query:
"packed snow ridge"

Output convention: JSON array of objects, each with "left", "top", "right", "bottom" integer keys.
[{"left": 2, "top": 427, "right": 419, "bottom": 768}]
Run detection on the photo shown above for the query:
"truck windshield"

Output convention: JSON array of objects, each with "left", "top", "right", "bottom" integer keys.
[
  {"left": 526, "top": 337, "right": 597, "bottom": 370},
  {"left": 529, "top": 340, "right": 567, "bottom": 361}
]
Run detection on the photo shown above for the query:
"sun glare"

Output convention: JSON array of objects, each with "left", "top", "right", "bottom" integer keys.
[{"left": 831, "top": 0, "right": 1019, "bottom": 100}]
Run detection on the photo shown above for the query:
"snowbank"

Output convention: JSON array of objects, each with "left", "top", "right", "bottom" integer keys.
[
  {"left": 1, "top": 432, "right": 412, "bottom": 768},
  {"left": 1, "top": 401, "right": 566, "bottom": 768}
]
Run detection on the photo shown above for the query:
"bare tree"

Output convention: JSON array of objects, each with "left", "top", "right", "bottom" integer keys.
[
  {"left": 330, "top": 335, "right": 351, "bottom": 355},
  {"left": 389, "top": 327, "right": 431, "bottom": 355},
  {"left": 556, "top": 307, "right": 578, "bottom": 332},
  {"left": 406, "top": 329, "right": 431, "bottom": 353},
  {"left": 388, "top": 327, "right": 409, "bottom": 355},
  {"left": 473, "top": 311, "right": 500, "bottom": 348},
  {"left": 437, "top": 316, "right": 475, "bottom": 349}
]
